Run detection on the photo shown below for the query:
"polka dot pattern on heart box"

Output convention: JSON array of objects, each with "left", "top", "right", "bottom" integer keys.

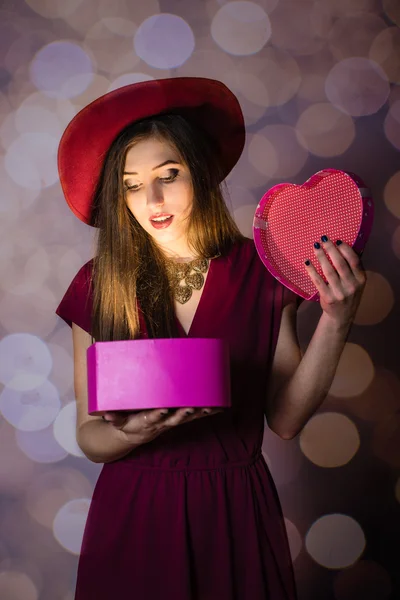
[{"left": 253, "top": 169, "right": 374, "bottom": 302}]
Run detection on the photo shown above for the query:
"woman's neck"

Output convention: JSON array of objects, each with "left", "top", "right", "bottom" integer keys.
[{"left": 156, "top": 237, "right": 197, "bottom": 262}]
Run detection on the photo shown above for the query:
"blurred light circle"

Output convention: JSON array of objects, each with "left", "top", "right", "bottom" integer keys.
[
  {"left": 372, "top": 412, "right": 400, "bottom": 468},
  {"left": 306, "top": 514, "right": 365, "bottom": 568},
  {"left": 269, "top": 0, "right": 328, "bottom": 56},
  {"left": 285, "top": 518, "right": 303, "bottom": 562},
  {"left": 25, "top": 0, "right": 84, "bottom": 18},
  {"left": 370, "top": 27, "right": 400, "bottom": 84},
  {"left": 328, "top": 15, "right": 387, "bottom": 61},
  {"left": 5, "top": 29, "right": 55, "bottom": 75},
  {"left": 328, "top": 343, "right": 374, "bottom": 398},
  {"left": 16, "top": 425, "right": 68, "bottom": 463},
  {"left": 224, "top": 71, "right": 269, "bottom": 107},
  {"left": 299, "top": 412, "right": 360, "bottom": 467},
  {"left": 228, "top": 47, "right": 301, "bottom": 111},
  {"left": 15, "top": 105, "right": 63, "bottom": 138},
  {"left": 248, "top": 134, "right": 278, "bottom": 178},
  {"left": 67, "top": 74, "right": 110, "bottom": 112},
  {"left": 228, "top": 135, "right": 277, "bottom": 190},
  {"left": 296, "top": 103, "right": 355, "bottom": 157},
  {"left": 249, "top": 47, "right": 301, "bottom": 107},
  {"left": 53, "top": 402, "right": 85, "bottom": 458},
  {"left": 353, "top": 271, "right": 394, "bottom": 325},
  {"left": 107, "top": 51, "right": 143, "bottom": 77},
  {"left": 325, "top": 58, "right": 390, "bottom": 117},
  {"left": 29, "top": 41, "right": 94, "bottom": 99},
  {"left": 333, "top": 559, "right": 392, "bottom": 600},
  {"left": 108, "top": 72, "right": 154, "bottom": 92},
  {"left": 0, "top": 288, "right": 58, "bottom": 338},
  {"left": 0, "top": 168, "right": 26, "bottom": 226},
  {"left": 234, "top": 204, "right": 258, "bottom": 238},
  {"left": 5, "top": 132, "right": 59, "bottom": 190},
  {"left": 324, "top": 0, "right": 380, "bottom": 16},
  {"left": 383, "top": 0, "right": 400, "bottom": 27},
  {"left": 384, "top": 171, "right": 400, "bottom": 218},
  {"left": 101, "top": 17, "right": 137, "bottom": 37},
  {"left": 211, "top": 1, "right": 271, "bottom": 56},
  {"left": 26, "top": 467, "right": 93, "bottom": 529},
  {"left": 222, "top": 72, "right": 267, "bottom": 126},
  {"left": 392, "top": 224, "right": 400, "bottom": 260},
  {"left": 83, "top": 21, "right": 136, "bottom": 79},
  {"left": 134, "top": 14, "right": 195, "bottom": 69},
  {"left": 345, "top": 368, "right": 400, "bottom": 423},
  {"left": 177, "top": 47, "right": 236, "bottom": 81},
  {"left": 0, "top": 571, "right": 38, "bottom": 600},
  {"left": 0, "top": 420, "right": 38, "bottom": 494},
  {"left": 249, "top": 125, "right": 309, "bottom": 179},
  {"left": 227, "top": 185, "right": 256, "bottom": 211},
  {"left": 48, "top": 344, "right": 74, "bottom": 397},
  {"left": 0, "top": 246, "right": 51, "bottom": 296},
  {"left": 0, "top": 333, "right": 53, "bottom": 392},
  {"left": 0, "top": 380, "right": 60, "bottom": 432},
  {"left": 98, "top": 0, "right": 160, "bottom": 21},
  {"left": 53, "top": 498, "right": 91, "bottom": 554},
  {"left": 17, "top": 91, "right": 77, "bottom": 136},
  {"left": 0, "top": 110, "right": 19, "bottom": 149},
  {"left": 384, "top": 101, "right": 400, "bottom": 151}
]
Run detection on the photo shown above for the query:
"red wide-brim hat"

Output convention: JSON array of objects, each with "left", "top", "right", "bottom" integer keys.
[{"left": 58, "top": 77, "right": 245, "bottom": 225}]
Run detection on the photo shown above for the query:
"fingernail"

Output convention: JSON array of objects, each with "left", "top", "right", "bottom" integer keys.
[
  {"left": 203, "top": 409, "right": 211, "bottom": 414},
  {"left": 160, "top": 410, "right": 169, "bottom": 416},
  {"left": 336, "top": 239, "right": 343, "bottom": 246},
  {"left": 305, "top": 259, "right": 311, "bottom": 266},
  {"left": 185, "top": 410, "right": 194, "bottom": 415},
  {"left": 321, "top": 235, "right": 328, "bottom": 243},
  {"left": 314, "top": 242, "right": 321, "bottom": 249}
]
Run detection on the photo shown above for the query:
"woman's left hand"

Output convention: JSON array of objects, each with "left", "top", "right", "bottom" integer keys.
[{"left": 305, "top": 236, "right": 367, "bottom": 327}]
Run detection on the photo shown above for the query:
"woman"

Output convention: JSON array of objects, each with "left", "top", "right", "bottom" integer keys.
[{"left": 56, "top": 77, "right": 366, "bottom": 600}]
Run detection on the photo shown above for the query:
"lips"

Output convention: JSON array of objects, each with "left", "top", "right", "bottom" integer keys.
[{"left": 149, "top": 213, "right": 174, "bottom": 229}]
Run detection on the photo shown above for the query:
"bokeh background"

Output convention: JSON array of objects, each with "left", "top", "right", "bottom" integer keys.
[{"left": 0, "top": 0, "right": 399, "bottom": 598}]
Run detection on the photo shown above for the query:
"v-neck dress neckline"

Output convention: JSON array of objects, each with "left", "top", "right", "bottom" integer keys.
[{"left": 175, "top": 253, "right": 222, "bottom": 338}]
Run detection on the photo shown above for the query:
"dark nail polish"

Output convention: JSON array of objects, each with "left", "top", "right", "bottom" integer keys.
[
  {"left": 336, "top": 239, "right": 343, "bottom": 246},
  {"left": 314, "top": 242, "right": 321, "bottom": 249},
  {"left": 305, "top": 260, "right": 311, "bottom": 266},
  {"left": 185, "top": 410, "right": 194, "bottom": 416},
  {"left": 203, "top": 409, "right": 211, "bottom": 414},
  {"left": 321, "top": 235, "right": 328, "bottom": 243},
  {"left": 160, "top": 410, "right": 169, "bottom": 416}
]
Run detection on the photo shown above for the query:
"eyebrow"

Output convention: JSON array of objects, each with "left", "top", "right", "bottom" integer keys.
[{"left": 123, "top": 160, "right": 180, "bottom": 176}]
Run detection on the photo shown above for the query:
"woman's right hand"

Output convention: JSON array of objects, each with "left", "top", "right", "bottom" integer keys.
[{"left": 102, "top": 407, "right": 223, "bottom": 446}]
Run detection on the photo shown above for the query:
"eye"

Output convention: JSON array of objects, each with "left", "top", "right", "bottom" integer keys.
[
  {"left": 159, "top": 168, "right": 179, "bottom": 183},
  {"left": 124, "top": 182, "right": 140, "bottom": 193}
]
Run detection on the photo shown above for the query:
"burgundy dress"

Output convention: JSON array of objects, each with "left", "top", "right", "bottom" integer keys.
[{"left": 56, "top": 238, "right": 300, "bottom": 600}]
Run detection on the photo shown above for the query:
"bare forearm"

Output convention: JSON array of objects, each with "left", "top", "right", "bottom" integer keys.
[
  {"left": 267, "top": 314, "right": 352, "bottom": 439},
  {"left": 77, "top": 420, "right": 141, "bottom": 463}
]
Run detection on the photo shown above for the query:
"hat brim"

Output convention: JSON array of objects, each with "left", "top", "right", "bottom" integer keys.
[{"left": 58, "top": 77, "right": 245, "bottom": 225}]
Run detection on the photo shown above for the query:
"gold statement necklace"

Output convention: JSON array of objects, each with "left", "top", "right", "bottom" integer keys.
[{"left": 166, "top": 257, "right": 210, "bottom": 304}]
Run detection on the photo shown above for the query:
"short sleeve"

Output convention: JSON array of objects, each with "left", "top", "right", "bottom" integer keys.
[{"left": 55, "top": 260, "right": 93, "bottom": 334}]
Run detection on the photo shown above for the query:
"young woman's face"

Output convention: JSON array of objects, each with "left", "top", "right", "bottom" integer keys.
[{"left": 123, "top": 137, "right": 193, "bottom": 251}]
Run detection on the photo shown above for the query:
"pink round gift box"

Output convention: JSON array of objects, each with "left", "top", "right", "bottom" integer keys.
[{"left": 87, "top": 338, "right": 231, "bottom": 415}]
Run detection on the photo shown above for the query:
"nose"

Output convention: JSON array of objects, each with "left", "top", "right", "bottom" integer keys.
[{"left": 146, "top": 182, "right": 164, "bottom": 208}]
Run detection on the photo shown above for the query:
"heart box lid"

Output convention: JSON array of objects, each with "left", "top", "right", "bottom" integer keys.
[{"left": 253, "top": 169, "right": 374, "bottom": 302}]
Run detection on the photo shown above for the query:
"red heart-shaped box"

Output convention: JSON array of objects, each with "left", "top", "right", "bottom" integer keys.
[{"left": 253, "top": 169, "right": 374, "bottom": 302}]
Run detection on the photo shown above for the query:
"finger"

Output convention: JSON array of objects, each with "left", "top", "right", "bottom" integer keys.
[
  {"left": 304, "top": 257, "right": 336, "bottom": 299},
  {"left": 312, "top": 241, "right": 341, "bottom": 287},
  {"left": 319, "top": 236, "right": 355, "bottom": 282},
  {"left": 103, "top": 411, "right": 126, "bottom": 424},
  {"left": 333, "top": 239, "right": 366, "bottom": 284}
]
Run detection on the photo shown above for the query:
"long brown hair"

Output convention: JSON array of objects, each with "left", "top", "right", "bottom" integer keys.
[{"left": 90, "top": 113, "right": 244, "bottom": 341}]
